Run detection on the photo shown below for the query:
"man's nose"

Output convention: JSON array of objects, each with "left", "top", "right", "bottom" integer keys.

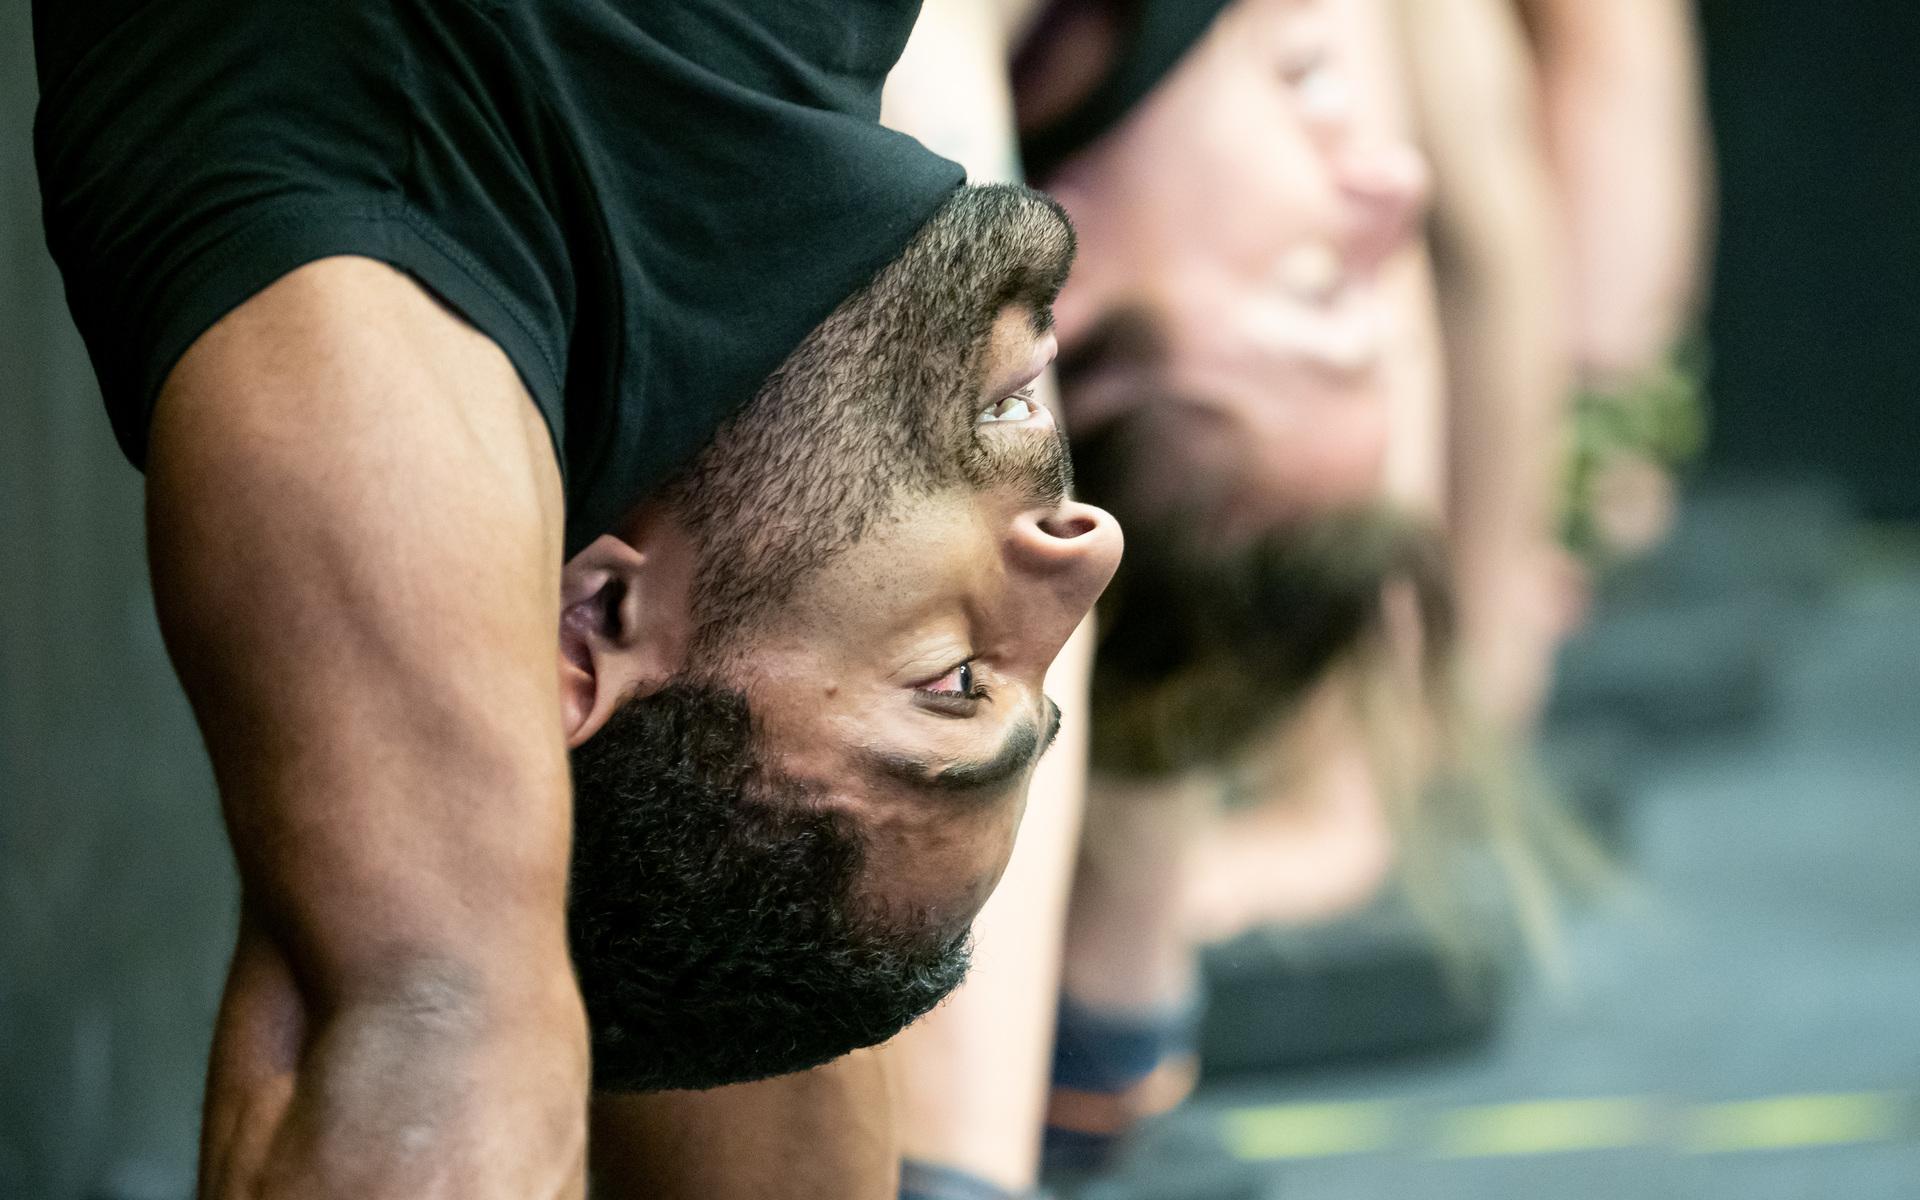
[
  {"left": 1007, "top": 498, "right": 1124, "bottom": 638},
  {"left": 1336, "top": 139, "right": 1431, "bottom": 274}
]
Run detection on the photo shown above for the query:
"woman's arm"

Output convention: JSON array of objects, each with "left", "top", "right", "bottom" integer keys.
[
  {"left": 1398, "top": 0, "right": 1574, "bottom": 722},
  {"left": 1519, "top": 0, "right": 1713, "bottom": 383}
]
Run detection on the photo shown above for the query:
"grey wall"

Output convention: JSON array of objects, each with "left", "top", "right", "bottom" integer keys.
[{"left": 2, "top": 1, "right": 237, "bottom": 1194}]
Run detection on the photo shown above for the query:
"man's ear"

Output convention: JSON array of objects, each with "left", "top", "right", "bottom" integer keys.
[{"left": 558, "top": 531, "right": 695, "bottom": 748}]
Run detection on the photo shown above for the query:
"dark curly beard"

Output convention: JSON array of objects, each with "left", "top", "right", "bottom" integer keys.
[{"left": 567, "top": 681, "right": 971, "bottom": 1092}]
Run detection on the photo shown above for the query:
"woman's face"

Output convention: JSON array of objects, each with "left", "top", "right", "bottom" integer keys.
[{"left": 1036, "top": 0, "right": 1430, "bottom": 547}]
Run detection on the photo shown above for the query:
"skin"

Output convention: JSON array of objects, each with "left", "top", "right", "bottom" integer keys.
[
  {"left": 1168, "top": 0, "right": 1442, "bottom": 943},
  {"left": 1188, "top": 0, "right": 1671, "bottom": 948},
  {"left": 588, "top": 1050, "right": 900, "bottom": 1200},
  {"left": 1401, "top": 0, "right": 1709, "bottom": 724},
  {"left": 1173, "top": 664, "right": 1403, "bottom": 942},
  {"left": 1332, "top": 0, "right": 1448, "bottom": 521},
  {"left": 1087, "top": 0, "right": 1664, "bottom": 972},
  {"left": 556, "top": 304, "right": 1118, "bottom": 924},
  {"left": 1047, "top": 0, "right": 1438, "bottom": 1003},
  {"left": 880, "top": 621, "right": 1095, "bottom": 1189},
  {"left": 568, "top": 240, "right": 1116, "bottom": 1194},
  {"left": 1397, "top": 0, "right": 1574, "bottom": 725},
  {"left": 586, "top": 11, "right": 1107, "bottom": 1190},
  {"left": 1052, "top": 0, "right": 1430, "bottom": 898},
  {"left": 155, "top": 257, "right": 587, "bottom": 1199},
  {"left": 1517, "top": 0, "right": 1711, "bottom": 387},
  {"left": 1520, "top": 0, "right": 1712, "bottom": 560},
  {"left": 586, "top": 632, "right": 1100, "bottom": 1200}
]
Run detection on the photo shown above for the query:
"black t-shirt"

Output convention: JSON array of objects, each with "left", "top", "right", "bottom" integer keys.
[{"left": 34, "top": 0, "right": 965, "bottom": 553}]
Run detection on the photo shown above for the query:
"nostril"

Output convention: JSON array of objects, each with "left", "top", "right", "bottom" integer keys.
[
  {"left": 1345, "top": 142, "right": 1431, "bottom": 217},
  {"left": 1338, "top": 147, "right": 1430, "bottom": 274},
  {"left": 1039, "top": 511, "right": 1098, "bottom": 540},
  {"left": 1011, "top": 501, "right": 1123, "bottom": 590}
]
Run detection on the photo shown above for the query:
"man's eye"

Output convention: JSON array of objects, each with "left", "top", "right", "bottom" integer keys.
[
  {"left": 924, "top": 660, "right": 986, "bottom": 700},
  {"left": 978, "top": 386, "right": 1038, "bottom": 424}
]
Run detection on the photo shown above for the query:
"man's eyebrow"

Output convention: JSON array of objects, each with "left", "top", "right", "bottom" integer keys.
[
  {"left": 1015, "top": 254, "right": 1072, "bottom": 336},
  {"left": 869, "top": 698, "right": 1065, "bottom": 798},
  {"left": 1028, "top": 302, "right": 1057, "bottom": 336},
  {"left": 1007, "top": 215, "right": 1077, "bottom": 337}
]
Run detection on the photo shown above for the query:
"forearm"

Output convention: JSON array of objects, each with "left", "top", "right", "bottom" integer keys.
[
  {"left": 1435, "top": 224, "right": 1567, "bottom": 591},
  {"left": 1406, "top": 0, "right": 1568, "bottom": 523},
  {"left": 1522, "top": 0, "right": 1712, "bottom": 379},
  {"left": 202, "top": 916, "right": 587, "bottom": 1200},
  {"left": 1400, "top": 0, "right": 1572, "bottom": 710},
  {"left": 194, "top": 737, "right": 589, "bottom": 1200}
]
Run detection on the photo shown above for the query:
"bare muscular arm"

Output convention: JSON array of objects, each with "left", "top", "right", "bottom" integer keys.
[{"left": 149, "top": 257, "right": 588, "bottom": 1199}]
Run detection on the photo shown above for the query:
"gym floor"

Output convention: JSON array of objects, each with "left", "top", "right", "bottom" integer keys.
[{"left": 1090, "top": 519, "right": 1920, "bottom": 1199}]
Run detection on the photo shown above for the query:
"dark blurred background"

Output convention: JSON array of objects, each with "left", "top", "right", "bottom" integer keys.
[
  {"left": 3, "top": 3, "right": 236, "bottom": 1197},
  {"left": 3, "top": 0, "right": 1917, "bottom": 1196},
  {"left": 1696, "top": 0, "right": 1920, "bottom": 518}
]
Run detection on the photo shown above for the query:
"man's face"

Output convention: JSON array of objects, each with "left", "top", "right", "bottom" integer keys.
[
  {"left": 738, "top": 302, "right": 1112, "bottom": 930},
  {"left": 566, "top": 185, "right": 1121, "bottom": 1090},
  {"left": 1036, "top": 0, "right": 1429, "bottom": 550}
]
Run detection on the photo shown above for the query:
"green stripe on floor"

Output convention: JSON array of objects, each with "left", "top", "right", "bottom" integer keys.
[
  {"left": 1432, "top": 1098, "right": 1654, "bottom": 1158},
  {"left": 1217, "top": 1090, "right": 1913, "bottom": 1162},
  {"left": 1221, "top": 1102, "right": 1400, "bottom": 1162},
  {"left": 1681, "top": 1092, "right": 1909, "bottom": 1154}
]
